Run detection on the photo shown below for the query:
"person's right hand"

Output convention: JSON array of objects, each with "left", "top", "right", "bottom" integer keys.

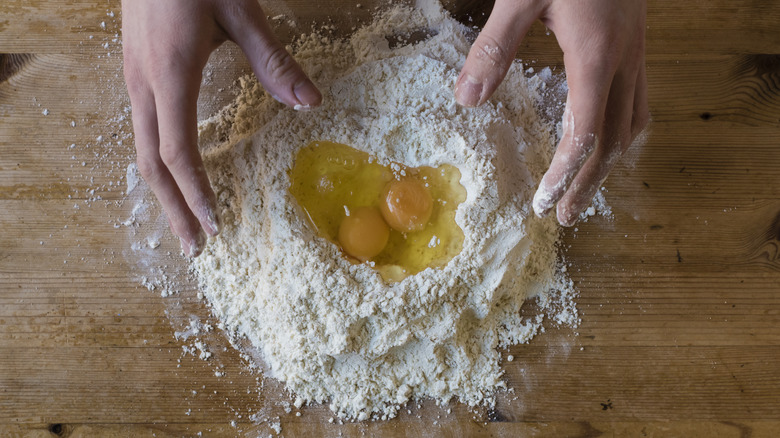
[
  {"left": 122, "top": 0, "right": 321, "bottom": 257},
  {"left": 454, "top": 0, "right": 649, "bottom": 227}
]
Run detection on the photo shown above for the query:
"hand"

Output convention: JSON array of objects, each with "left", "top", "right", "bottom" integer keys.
[
  {"left": 122, "top": 0, "right": 321, "bottom": 256},
  {"left": 454, "top": 0, "right": 649, "bottom": 226}
]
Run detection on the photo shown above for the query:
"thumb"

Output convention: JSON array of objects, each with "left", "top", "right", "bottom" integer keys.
[
  {"left": 455, "top": 0, "right": 544, "bottom": 107},
  {"left": 218, "top": 1, "right": 321, "bottom": 109}
]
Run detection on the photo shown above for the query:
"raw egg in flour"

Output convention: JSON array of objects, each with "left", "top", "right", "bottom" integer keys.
[
  {"left": 381, "top": 179, "right": 434, "bottom": 232},
  {"left": 338, "top": 206, "right": 390, "bottom": 261},
  {"left": 289, "top": 140, "right": 466, "bottom": 281}
]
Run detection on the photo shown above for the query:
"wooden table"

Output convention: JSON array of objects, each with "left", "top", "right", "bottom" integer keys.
[{"left": 2, "top": 1, "right": 779, "bottom": 436}]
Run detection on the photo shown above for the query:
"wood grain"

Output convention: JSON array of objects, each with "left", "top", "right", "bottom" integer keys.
[
  {"left": 0, "top": 54, "right": 34, "bottom": 83},
  {"left": 1, "top": 0, "right": 779, "bottom": 437}
]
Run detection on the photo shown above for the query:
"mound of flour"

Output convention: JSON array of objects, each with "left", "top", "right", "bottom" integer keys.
[{"left": 193, "top": 2, "right": 575, "bottom": 421}]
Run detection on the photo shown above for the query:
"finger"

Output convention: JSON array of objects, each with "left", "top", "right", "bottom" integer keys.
[
  {"left": 532, "top": 57, "right": 614, "bottom": 218},
  {"left": 217, "top": 2, "right": 321, "bottom": 109},
  {"left": 152, "top": 61, "right": 220, "bottom": 254},
  {"left": 128, "top": 83, "right": 207, "bottom": 257},
  {"left": 555, "top": 66, "right": 638, "bottom": 226},
  {"left": 631, "top": 7, "right": 650, "bottom": 140},
  {"left": 454, "top": 0, "right": 545, "bottom": 107}
]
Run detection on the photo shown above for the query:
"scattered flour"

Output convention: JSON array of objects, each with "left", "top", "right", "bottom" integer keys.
[
  {"left": 189, "top": 1, "right": 577, "bottom": 421},
  {"left": 578, "top": 187, "right": 614, "bottom": 222}
]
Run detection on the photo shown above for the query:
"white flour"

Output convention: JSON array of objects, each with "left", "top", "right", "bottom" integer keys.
[{"left": 192, "top": 1, "right": 576, "bottom": 421}]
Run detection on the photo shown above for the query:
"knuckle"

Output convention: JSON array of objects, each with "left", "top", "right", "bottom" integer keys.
[
  {"left": 571, "top": 132, "right": 598, "bottom": 157},
  {"left": 146, "top": 56, "right": 178, "bottom": 87},
  {"left": 159, "top": 142, "right": 186, "bottom": 170},
  {"left": 583, "top": 34, "right": 623, "bottom": 74},
  {"left": 472, "top": 33, "right": 512, "bottom": 69},
  {"left": 263, "top": 46, "right": 298, "bottom": 83},
  {"left": 149, "top": 50, "right": 185, "bottom": 81},
  {"left": 591, "top": 49, "right": 621, "bottom": 76},
  {"left": 136, "top": 154, "right": 164, "bottom": 184}
]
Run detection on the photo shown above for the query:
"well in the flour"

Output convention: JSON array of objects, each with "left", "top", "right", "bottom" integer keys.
[
  {"left": 289, "top": 140, "right": 466, "bottom": 281},
  {"left": 190, "top": 0, "right": 577, "bottom": 422}
]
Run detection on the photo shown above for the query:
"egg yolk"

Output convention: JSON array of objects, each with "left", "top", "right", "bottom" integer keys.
[
  {"left": 381, "top": 179, "right": 433, "bottom": 232},
  {"left": 289, "top": 140, "right": 466, "bottom": 281},
  {"left": 338, "top": 206, "right": 390, "bottom": 261}
]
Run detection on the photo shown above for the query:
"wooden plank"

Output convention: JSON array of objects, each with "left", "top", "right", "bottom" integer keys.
[
  {"left": 1, "top": 347, "right": 779, "bottom": 423},
  {"left": 1, "top": 0, "right": 779, "bottom": 436},
  {"left": 646, "top": 54, "right": 780, "bottom": 126},
  {"left": 0, "top": 0, "right": 381, "bottom": 54},
  {"left": 3, "top": 420, "right": 779, "bottom": 438},
  {"left": 0, "top": 0, "right": 122, "bottom": 54},
  {"left": 1, "top": 1, "right": 779, "bottom": 54}
]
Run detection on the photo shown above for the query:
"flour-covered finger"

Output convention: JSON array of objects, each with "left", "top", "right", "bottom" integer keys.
[
  {"left": 127, "top": 85, "right": 205, "bottom": 257},
  {"left": 531, "top": 106, "right": 596, "bottom": 218},
  {"left": 218, "top": 2, "right": 321, "bottom": 109},
  {"left": 556, "top": 66, "right": 637, "bottom": 226},
  {"left": 152, "top": 65, "right": 219, "bottom": 256},
  {"left": 454, "top": 0, "right": 544, "bottom": 107},
  {"left": 531, "top": 94, "right": 601, "bottom": 217},
  {"left": 531, "top": 46, "right": 616, "bottom": 220},
  {"left": 554, "top": 145, "right": 622, "bottom": 227}
]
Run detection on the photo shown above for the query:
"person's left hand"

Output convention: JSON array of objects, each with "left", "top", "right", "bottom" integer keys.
[{"left": 122, "top": 0, "right": 322, "bottom": 256}]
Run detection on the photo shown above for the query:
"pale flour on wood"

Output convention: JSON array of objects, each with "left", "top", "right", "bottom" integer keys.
[{"left": 192, "top": 1, "right": 577, "bottom": 421}]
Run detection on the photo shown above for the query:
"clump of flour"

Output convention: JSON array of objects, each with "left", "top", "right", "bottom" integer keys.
[{"left": 193, "top": 1, "right": 576, "bottom": 421}]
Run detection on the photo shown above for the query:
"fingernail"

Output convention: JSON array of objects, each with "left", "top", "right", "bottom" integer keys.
[
  {"left": 559, "top": 215, "right": 577, "bottom": 227},
  {"left": 557, "top": 206, "right": 577, "bottom": 227},
  {"left": 532, "top": 187, "right": 555, "bottom": 218},
  {"left": 179, "top": 237, "right": 190, "bottom": 257},
  {"left": 202, "top": 206, "right": 221, "bottom": 237},
  {"left": 294, "top": 80, "right": 322, "bottom": 108},
  {"left": 454, "top": 73, "right": 483, "bottom": 107},
  {"left": 181, "top": 231, "right": 207, "bottom": 258}
]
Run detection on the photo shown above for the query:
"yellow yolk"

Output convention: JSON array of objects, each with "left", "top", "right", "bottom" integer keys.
[
  {"left": 381, "top": 179, "right": 433, "bottom": 232},
  {"left": 338, "top": 206, "right": 390, "bottom": 261},
  {"left": 289, "top": 140, "right": 466, "bottom": 281}
]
